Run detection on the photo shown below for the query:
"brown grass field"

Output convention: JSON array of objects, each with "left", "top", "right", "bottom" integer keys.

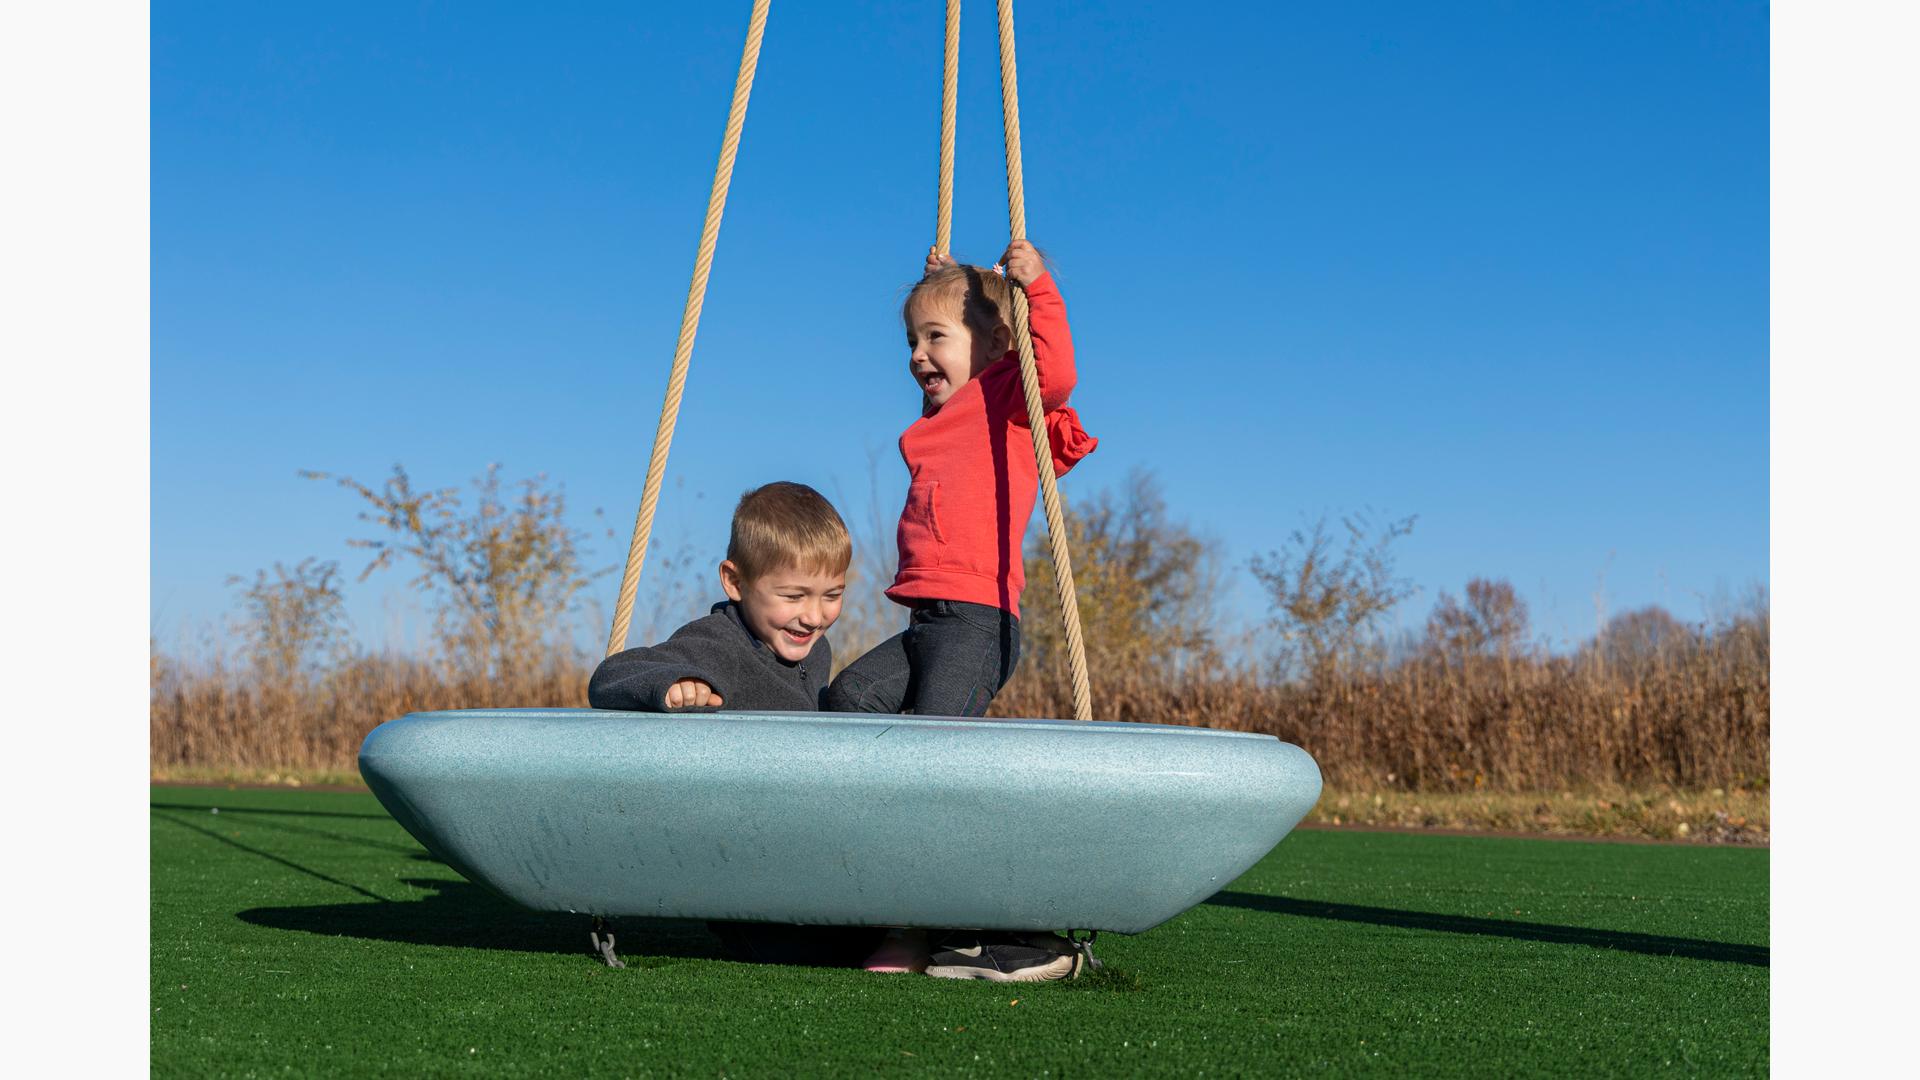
[{"left": 150, "top": 623, "right": 1767, "bottom": 843}]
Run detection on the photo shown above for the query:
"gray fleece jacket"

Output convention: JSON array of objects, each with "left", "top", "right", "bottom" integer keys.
[{"left": 586, "top": 600, "right": 832, "bottom": 713}]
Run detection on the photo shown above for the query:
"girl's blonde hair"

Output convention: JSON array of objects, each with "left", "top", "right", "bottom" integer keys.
[{"left": 903, "top": 264, "right": 1015, "bottom": 341}]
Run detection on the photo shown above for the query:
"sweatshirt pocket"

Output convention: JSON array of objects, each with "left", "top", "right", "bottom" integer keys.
[{"left": 897, "top": 480, "right": 947, "bottom": 567}]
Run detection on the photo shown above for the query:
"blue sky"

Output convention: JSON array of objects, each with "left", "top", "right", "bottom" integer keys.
[{"left": 151, "top": 0, "right": 1767, "bottom": 654}]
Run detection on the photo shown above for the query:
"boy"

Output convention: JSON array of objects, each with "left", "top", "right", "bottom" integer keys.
[
  {"left": 589, "top": 481, "right": 848, "bottom": 714},
  {"left": 588, "top": 481, "right": 879, "bottom": 967}
]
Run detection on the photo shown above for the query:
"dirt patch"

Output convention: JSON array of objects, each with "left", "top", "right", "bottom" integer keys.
[
  {"left": 1306, "top": 787, "right": 1769, "bottom": 845},
  {"left": 151, "top": 776, "right": 370, "bottom": 795},
  {"left": 1298, "top": 821, "right": 1766, "bottom": 848}
]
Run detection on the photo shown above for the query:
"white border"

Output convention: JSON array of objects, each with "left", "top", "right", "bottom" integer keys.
[
  {"left": 0, "top": 2, "right": 150, "bottom": 1071},
  {"left": 1773, "top": 1, "right": 1917, "bottom": 1072}
]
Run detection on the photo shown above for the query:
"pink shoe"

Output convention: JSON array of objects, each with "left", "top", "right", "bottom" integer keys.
[{"left": 863, "top": 930, "right": 929, "bottom": 974}]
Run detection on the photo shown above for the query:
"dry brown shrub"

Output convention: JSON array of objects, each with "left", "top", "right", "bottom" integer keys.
[
  {"left": 304, "top": 463, "right": 605, "bottom": 678},
  {"left": 151, "top": 649, "right": 593, "bottom": 775},
  {"left": 994, "top": 623, "right": 1767, "bottom": 793},
  {"left": 1248, "top": 511, "right": 1418, "bottom": 679},
  {"left": 1426, "top": 577, "right": 1531, "bottom": 663},
  {"left": 154, "top": 605, "right": 1767, "bottom": 793}
]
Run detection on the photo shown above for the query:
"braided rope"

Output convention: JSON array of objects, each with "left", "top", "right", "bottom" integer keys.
[
  {"left": 994, "top": 0, "right": 1093, "bottom": 722},
  {"left": 935, "top": 0, "right": 959, "bottom": 254},
  {"left": 606, "top": 0, "right": 771, "bottom": 657}
]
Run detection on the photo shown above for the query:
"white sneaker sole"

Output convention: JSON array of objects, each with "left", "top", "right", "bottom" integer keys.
[{"left": 924, "top": 954, "right": 1082, "bottom": 982}]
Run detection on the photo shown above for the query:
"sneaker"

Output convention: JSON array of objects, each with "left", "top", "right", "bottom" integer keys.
[
  {"left": 924, "top": 932, "right": 1085, "bottom": 982},
  {"left": 863, "top": 929, "right": 930, "bottom": 974}
]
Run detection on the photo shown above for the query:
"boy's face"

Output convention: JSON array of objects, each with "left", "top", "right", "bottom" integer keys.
[
  {"left": 719, "top": 560, "right": 846, "bottom": 663},
  {"left": 906, "top": 297, "right": 1009, "bottom": 409}
]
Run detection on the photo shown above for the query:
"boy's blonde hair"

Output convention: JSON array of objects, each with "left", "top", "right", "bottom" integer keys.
[
  {"left": 904, "top": 264, "right": 1015, "bottom": 341},
  {"left": 726, "top": 482, "right": 852, "bottom": 581}
]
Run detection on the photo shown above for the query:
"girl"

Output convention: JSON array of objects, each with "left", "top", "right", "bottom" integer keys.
[
  {"left": 826, "top": 239, "right": 1096, "bottom": 719},
  {"left": 832, "top": 240, "right": 1099, "bottom": 980}
]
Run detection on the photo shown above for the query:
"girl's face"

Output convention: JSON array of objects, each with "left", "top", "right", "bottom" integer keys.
[{"left": 906, "top": 298, "right": 1008, "bottom": 409}]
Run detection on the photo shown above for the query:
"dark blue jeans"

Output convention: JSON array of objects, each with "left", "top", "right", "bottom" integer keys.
[{"left": 825, "top": 600, "right": 1021, "bottom": 717}]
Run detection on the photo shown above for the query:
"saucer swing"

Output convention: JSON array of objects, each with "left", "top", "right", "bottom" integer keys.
[{"left": 358, "top": 0, "right": 1322, "bottom": 963}]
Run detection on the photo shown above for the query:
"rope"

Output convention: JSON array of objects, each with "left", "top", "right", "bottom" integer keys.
[
  {"left": 606, "top": 0, "right": 771, "bottom": 657},
  {"left": 605, "top": 0, "right": 1092, "bottom": 726},
  {"left": 935, "top": 0, "right": 959, "bottom": 255},
  {"left": 993, "top": 0, "right": 1094, "bottom": 722}
]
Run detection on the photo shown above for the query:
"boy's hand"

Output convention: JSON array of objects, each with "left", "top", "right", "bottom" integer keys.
[
  {"left": 924, "top": 245, "right": 956, "bottom": 278},
  {"left": 997, "top": 239, "right": 1045, "bottom": 287},
  {"left": 665, "top": 678, "right": 723, "bottom": 709}
]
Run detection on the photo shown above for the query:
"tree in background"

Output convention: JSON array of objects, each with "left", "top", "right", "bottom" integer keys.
[
  {"left": 1249, "top": 512, "right": 1417, "bottom": 680},
  {"left": 306, "top": 464, "right": 606, "bottom": 678},
  {"left": 1017, "top": 469, "right": 1223, "bottom": 685},
  {"left": 227, "top": 557, "right": 352, "bottom": 685},
  {"left": 1425, "top": 577, "right": 1532, "bottom": 662},
  {"left": 1588, "top": 604, "right": 1695, "bottom": 674}
]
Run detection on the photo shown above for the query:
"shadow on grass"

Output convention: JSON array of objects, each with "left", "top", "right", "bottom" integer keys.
[
  {"left": 151, "top": 803, "right": 421, "bottom": 857},
  {"left": 155, "top": 808, "right": 725, "bottom": 963},
  {"left": 238, "top": 878, "right": 729, "bottom": 963},
  {"left": 154, "top": 809, "right": 388, "bottom": 901},
  {"left": 1207, "top": 891, "right": 1767, "bottom": 967}
]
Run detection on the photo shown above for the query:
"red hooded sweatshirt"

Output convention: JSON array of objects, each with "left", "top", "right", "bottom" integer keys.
[{"left": 885, "top": 272, "right": 1097, "bottom": 618}]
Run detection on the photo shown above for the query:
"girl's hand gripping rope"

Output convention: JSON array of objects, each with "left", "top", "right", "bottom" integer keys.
[{"left": 995, "top": 239, "right": 1045, "bottom": 288}]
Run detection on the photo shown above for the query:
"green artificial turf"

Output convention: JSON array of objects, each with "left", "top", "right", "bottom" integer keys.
[{"left": 151, "top": 785, "right": 1767, "bottom": 1077}]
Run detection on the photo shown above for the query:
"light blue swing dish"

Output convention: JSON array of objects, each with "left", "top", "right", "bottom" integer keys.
[{"left": 358, "top": 708, "right": 1321, "bottom": 934}]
